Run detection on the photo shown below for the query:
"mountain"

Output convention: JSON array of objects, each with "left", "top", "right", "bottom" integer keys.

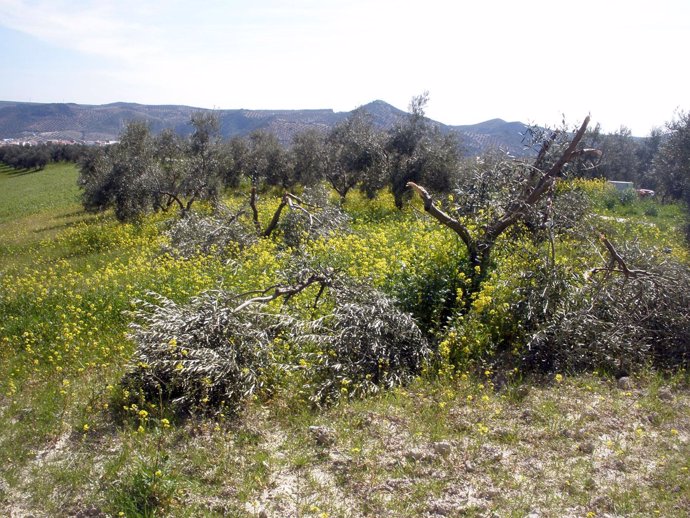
[
  {"left": 452, "top": 118, "right": 531, "bottom": 156},
  {"left": 0, "top": 100, "right": 530, "bottom": 155}
]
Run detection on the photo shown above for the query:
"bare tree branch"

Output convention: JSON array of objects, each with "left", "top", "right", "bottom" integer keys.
[
  {"left": 592, "top": 234, "right": 651, "bottom": 279},
  {"left": 406, "top": 181, "right": 474, "bottom": 252},
  {"left": 249, "top": 186, "right": 261, "bottom": 233},
  {"left": 533, "top": 130, "right": 559, "bottom": 170},
  {"left": 486, "top": 116, "right": 591, "bottom": 242},
  {"left": 262, "top": 194, "right": 289, "bottom": 237},
  {"left": 158, "top": 190, "right": 185, "bottom": 211},
  {"left": 231, "top": 272, "right": 334, "bottom": 313},
  {"left": 408, "top": 116, "right": 593, "bottom": 288}
]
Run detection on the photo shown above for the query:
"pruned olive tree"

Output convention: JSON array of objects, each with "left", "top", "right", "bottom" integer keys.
[
  {"left": 164, "top": 183, "right": 350, "bottom": 259},
  {"left": 124, "top": 269, "right": 431, "bottom": 414},
  {"left": 525, "top": 238, "right": 690, "bottom": 372},
  {"left": 409, "top": 116, "right": 593, "bottom": 292}
]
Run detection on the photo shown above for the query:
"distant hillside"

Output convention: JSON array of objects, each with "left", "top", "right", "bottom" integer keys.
[
  {"left": 0, "top": 100, "right": 530, "bottom": 155},
  {"left": 452, "top": 118, "right": 531, "bottom": 156}
]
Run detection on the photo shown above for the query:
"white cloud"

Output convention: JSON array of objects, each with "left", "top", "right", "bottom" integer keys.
[{"left": 0, "top": 0, "right": 165, "bottom": 60}]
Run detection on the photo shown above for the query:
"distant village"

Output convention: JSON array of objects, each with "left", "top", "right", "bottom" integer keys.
[{"left": 0, "top": 136, "right": 118, "bottom": 147}]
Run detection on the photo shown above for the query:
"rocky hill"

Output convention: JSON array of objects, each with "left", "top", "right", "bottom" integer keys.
[{"left": 0, "top": 100, "right": 530, "bottom": 155}]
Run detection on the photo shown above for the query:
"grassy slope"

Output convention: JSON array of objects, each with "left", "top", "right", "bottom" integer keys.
[
  {"left": 0, "top": 162, "right": 82, "bottom": 224},
  {"left": 0, "top": 168, "right": 688, "bottom": 517},
  {"left": 0, "top": 163, "right": 93, "bottom": 268}
]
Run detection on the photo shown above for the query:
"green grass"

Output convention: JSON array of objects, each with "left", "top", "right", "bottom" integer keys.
[
  {"left": 596, "top": 184, "right": 687, "bottom": 231},
  {"left": 0, "top": 162, "right": 80, "bottom": 223},
  {"left": 0, "top": 162, "right": 93, "bottom": 268},
  {"left": 0, "top": 171, "right": 689, "bottom": 516}
]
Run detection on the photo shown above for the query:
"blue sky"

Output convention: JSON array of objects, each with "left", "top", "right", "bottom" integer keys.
[{"left": 1, "top": 0, "right": 688, "bottom": 135}]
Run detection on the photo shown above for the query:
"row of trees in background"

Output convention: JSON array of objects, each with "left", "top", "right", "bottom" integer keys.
[
  {"left": 580, "top": 112, "right": 690, "bottom": 206},
  {"left": 578, "top": 124, "right": 658, "bottom": 187},
  {"left": 0, "top": 142, "right": 90, "bottom": 171},
  {"left": 652, "top": 111, "right": 690, "bottom": 212},
  {"left": 0, "top": 100, "right": 687, "bottom": 222},
  {"left": 77, "top": 102, "right": 690, "bottom": 223},
  {"left": 590, "top": 111, "right": 690, "bottom": 241},
  {"left": 78, "top": 95, "right": 464, "bottom": 220}
]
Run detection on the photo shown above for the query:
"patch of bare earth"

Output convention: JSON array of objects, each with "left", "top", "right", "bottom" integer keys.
[
  {"left": 2, "top": 375, "right": 688, "bottom": 517},
  {"left": 246, "top": 376, "right": 690, "bottom": 517}
]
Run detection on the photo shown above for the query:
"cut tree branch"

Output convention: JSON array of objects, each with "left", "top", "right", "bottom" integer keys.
[
  {"left": 231, "top": 272, "right": 334, "bottom": 313},
  {"left": 533, "top": 130, "right": 559, "bottom": 170},
  {"left": 158, "top": 190, "right": 185, "bottom": 212},
  {"left": 592, "top": 234, "right": 650, "bottom": 279},
  {"left": 251, "top": 190, "right": 322, "bottom": 238},
  {"left": 262, "top": 194, "right": 289, "bottom": 237}
]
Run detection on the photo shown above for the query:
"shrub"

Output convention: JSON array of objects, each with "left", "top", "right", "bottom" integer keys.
[
  {"left": 597, "top": 183, "right": 623, "bottom": 210},
  {"left": 438, "top": 247, "right": 579, "bottom": 371},
  {"left": 107, "top": 457, "right": 175, "bottom": 518},
  {"left": 644, "top": 204, "right": 659, "bottom": 217},
  {"left": 619, "top": 187, "right": 638, "bottom": 206},
  {"left": 386, "top": 244, "right": 466, "bottom": 333}
]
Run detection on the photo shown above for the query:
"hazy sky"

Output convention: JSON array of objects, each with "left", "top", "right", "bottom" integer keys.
[{"left": 1, "top": 0, "right": 688, "bottom": 135}]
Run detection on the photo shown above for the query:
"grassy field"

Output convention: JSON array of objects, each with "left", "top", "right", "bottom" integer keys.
[
  {"left": 0, "top": 162, "right": 94, "bottom": 268},
  {"left": 0, "top": 163, "right": 688, "bottom": 517},
  {"left": 0, "top": 163, "right": 80, "bottom": 220}
]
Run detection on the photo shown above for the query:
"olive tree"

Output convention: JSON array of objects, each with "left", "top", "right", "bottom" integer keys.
[
  {"left": 222, "top": 136, "right": 250, "bottom": 188},
  {"left": 387, "top": 93, "right": 429, "bottom": 208},
  {"left": 241, "top": 130, "right": 292, "bottom": 188},
  {"left": 180, "top": 112, "right": 224, "bottom": 211},
  {"left": 387, "top": 93, "right": 462, "bottom": 207},
  {"left": 596, "top": 126, "right": 640, "bottom": 181},
  {"left": 290, "top": 128, "right": 328, "bottom": 187},
  {"left": 79, "top": 114, "right": 226, "bottom": 220},
  {"left": 325, "top": 108, "right": 388, "bottom": 201},
  {"left": 77, "top": 120, "right": 160, "bottom": 221},
  {"left": 635, "top": 127, "right": 663, "bottom": 190},
  {"left": 653, "top": 110, "right": 690, "bottom": 202},
  {"left": 149, "top": 128, "right": 188, "bottom": 212}
]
